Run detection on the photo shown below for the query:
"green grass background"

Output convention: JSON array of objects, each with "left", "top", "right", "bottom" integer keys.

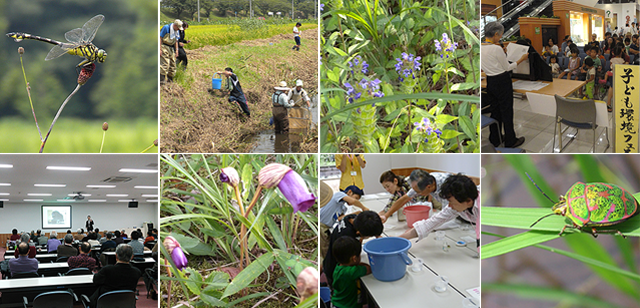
[{"left": 0, "top": 118, "right": 158, "bottom": 153}]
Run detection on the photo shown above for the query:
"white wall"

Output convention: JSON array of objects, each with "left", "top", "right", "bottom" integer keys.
[
  {"left": 1, "top": 202, "right": 158, "bottom": 234},
  {"left": 596, "top": 3, "right": 638, "bottom": 30},
  {"left": 359, "top": 154, "right": 480, "bottom": 195}
]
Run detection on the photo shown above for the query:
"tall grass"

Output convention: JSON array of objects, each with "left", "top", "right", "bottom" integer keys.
[{"left": 184, "top": 23, "right": 317, "bottom": 49}]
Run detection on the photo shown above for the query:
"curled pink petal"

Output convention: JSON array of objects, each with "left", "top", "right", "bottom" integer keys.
[
  {"left": 277, "top": 169, "right": 316, "bottom": 213},
  {"left": 296, "top": 267, "right": 319, "bottom": 301},
  {"left": 258, "top": 163, "right": 291, "bottom": 188},
  {"left": 220, "top": 167, "right": 240, "bottom": 187},
  {"left": 163, "top": 236, "right": 181, "bottom": 255}
]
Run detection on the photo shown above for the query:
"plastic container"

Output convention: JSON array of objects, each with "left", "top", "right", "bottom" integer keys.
[
  {"left": 404, "top": 205, "right": 431, "bottom": 228},
  {"left": 212, "top": 73, "right": 222, "bottom": 89},
  {"left": 363, "top": 237, "right": 413, "bottom": 282},
  {"left": 319, "top": 286, "right": 331, "bottom": 303}
]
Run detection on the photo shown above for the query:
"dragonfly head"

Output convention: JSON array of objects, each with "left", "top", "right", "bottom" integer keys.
[{"left": 96, "top": 49, "right": 107, "bottom": 63}]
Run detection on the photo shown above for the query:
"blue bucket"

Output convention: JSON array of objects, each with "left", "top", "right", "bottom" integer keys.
[
  {"left": 363, "top": 237, "right": 412, "bottom": 282},
  {"left": 212, "top": 73, "right": 222, "bottom": 89},
  {"left": 319, "top": 287, "right": 331, "bottom": 303}
]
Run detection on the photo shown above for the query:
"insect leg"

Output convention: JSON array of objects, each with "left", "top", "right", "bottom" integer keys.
[{"left": 590, "top": 228, "right": 627, "bottom": 239}]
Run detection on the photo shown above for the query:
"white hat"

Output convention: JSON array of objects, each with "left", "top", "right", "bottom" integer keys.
[
  {"left": 296, "top": 79, "right": 303, "bottom": 87},
  {"left": 275, "top": 81, "right": 289, "bottom": 91},
  {"left": 174, "top": 19, "right": 184, "bottom": 30}
]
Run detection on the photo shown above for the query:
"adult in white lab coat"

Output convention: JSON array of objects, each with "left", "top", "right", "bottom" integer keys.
[{"left": 482, "top": 22, "right": 529, "bottom": 148}]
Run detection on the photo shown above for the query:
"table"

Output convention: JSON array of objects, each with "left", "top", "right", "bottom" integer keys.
[
  {"left": 481, "top": 77, "right": 586, "bottom": 97},
  {"left": 37, "top": 262, "right": 70, "bottom": 277},
  {"left": 4, "top": 254, "right": 58, "bottom": 263},
  {"left": 0, "top": 275, "right": 96, "bottom": 306},
  {"left": 355, "top": 196, "right": 480, "bottom": 307}
]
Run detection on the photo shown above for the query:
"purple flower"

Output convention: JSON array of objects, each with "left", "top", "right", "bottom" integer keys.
[
  {"left": 435, "top": 33, "right": 457, "bottom": 59},
  {"left": 320, "top": 3, "right": 324, "bottom": 11},
  {"left": 434, "top": 40, "right": 442, "bottom": 52},
  {"left": 277, "top": 169, "right": 316, "bottom": 213},
  {"left": 414, "top": 117, "right": 442, "bottom": 141},
  {"left": 220, "top": 167, "right": 239, "bottom": 187},
  {"left": 171, "top": 247, "right": 188, "bottom": 271},
  {"left": 359, "top": 78, "right": 368, "bottom": 89},
  {"left": 361, "top": 62, "right": 369, "bottom": 74}
]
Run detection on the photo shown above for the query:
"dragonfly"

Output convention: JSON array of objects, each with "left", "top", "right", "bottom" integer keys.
[{"left": 6, "top": 14, "right": 107, "bottom": 67}]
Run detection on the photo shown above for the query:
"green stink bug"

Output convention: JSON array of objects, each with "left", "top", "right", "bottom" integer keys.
[{"left": 527, "top": 173, "right": 639, "bottom": 238}]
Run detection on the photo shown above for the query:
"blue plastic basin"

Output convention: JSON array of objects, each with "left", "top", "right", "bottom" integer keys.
[
  {"left": 212, "top": 73, "right": 222, "bottom": 89},
  {"left": 363, "top": 237, "right": 413, "bottom": 282}
]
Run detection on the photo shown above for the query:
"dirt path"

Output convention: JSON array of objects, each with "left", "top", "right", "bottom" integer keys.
[{"left": 160, "top": 29, "right": 318, "bottom": 153}]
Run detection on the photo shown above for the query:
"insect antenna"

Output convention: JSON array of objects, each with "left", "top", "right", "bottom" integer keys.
[
  {"left": 525, "top": 172, "right": 556, "bottom": 204},
  {"left": 530, "top": 212, "right": 557, "bottom": 227}
]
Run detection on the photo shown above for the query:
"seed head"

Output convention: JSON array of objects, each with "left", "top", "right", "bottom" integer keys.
[
  {"left": 18, "top": 47, "right": 24, "bottom": 55},
  {"left": 154, "top": 139, "right": 158, "bottom": 146},
  {"left": 102, "top": 122, "right": 109, "bottom": 131}
]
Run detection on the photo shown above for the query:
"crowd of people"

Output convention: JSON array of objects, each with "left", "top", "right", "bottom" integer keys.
[{"left": 4, "top": 227, "right": 159, "bottom": 304}]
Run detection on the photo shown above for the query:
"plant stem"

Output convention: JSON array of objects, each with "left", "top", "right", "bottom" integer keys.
[
  {"left": 141, "top": 143, "right": 155, "bottom": 153},
  {"left": 40, "top": 84, "right": 81, "bottom": 153},
  {"left": 100, "top": 131, "right": 106, "bottom": 153},
  {"left": 244, "top": 186, "right": 263, "bottom": 217},
  {"left": 19, "top": 54, "right": 42, "bottom": 141},
  {"left": 233, "top": 185, "right": 246, "bottom": 269}
]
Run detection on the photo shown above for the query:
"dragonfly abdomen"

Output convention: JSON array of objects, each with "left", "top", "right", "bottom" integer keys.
[{"left": 6, "top": 32, "right": 62, "bottom": 46}]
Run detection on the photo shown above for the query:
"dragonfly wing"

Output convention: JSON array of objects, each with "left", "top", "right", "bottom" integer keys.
[
  {"left": 81, "top": 14, "right": 104, "bottom": 43},
  {"left": 45, "top": 43, "right": 74, "bottom": 61},
  {"left": 65, "top": 28, "right": 84, "bottom": 44}
]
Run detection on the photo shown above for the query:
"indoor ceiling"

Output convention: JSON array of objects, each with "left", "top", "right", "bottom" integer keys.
[{"left": 0, "top": 154, "right": 158, "bottom": 205}]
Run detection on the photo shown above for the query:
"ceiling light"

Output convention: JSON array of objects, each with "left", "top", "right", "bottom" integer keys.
[
  {"left": 134, "top": 186, "right": 158, "bottom": 189},
  {"left": 0, "top": 199, "right": 8, "bottom": 201},
  {"left": 119, "top": 168, "right": 158, "bottom": 173},
  {"left": 0, "top": 164, "right": 13, "bottom": 168},
  {"left": 141, "top": 194, "right": 158, "bottom": 198},
  {"left": 106, "top": 194, "right": 128, "bottom": 197},
  {"left": 86, "top": 185, "right": 116, "bottom": 188},
  {"left": 28, "top": 193, "right": 52, "bottom": 196},
  {"left": 34, "top": 184, "right": 66, "bottom": 188},
  {"left": 68, "top": 193, "right": 91, "bottom": 197},
  {"left": 0, "top": 183, "right": 10, "bottom": 186},
  {"left": 146, "top": 199, "right": 158, "bottom": 203},
  {"left": 46, "top": 166, "right": 91, "bottom": 171},
  {"left": 0, "top": 193, "right": 9, "bottom": 196},
  {"left": 57, "top": 199, "right": 74, "bottom": 202},
  {"left": 88, "top": 199, "right": 106, "bottom": 202},
  {"left": 24, "top": 199, "right": 43, "bottom": 202}
]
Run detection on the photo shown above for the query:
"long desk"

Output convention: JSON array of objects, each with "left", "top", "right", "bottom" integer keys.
[
  {"left": 0, "top": 275, "right": 96, "bottom": 306},
  {"left": 4, "top": 254, "right": 57, "bottom": 263},
  {"left": 101, "top": 251, "right": 153, "bottom": 265},
  {"left": 481, "top": 77, "right": 586, "bottom": 97},
  {"left": 355, "top": 196, "right": 480, "bottom": 308}
]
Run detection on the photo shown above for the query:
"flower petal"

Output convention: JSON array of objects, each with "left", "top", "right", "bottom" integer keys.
[
  {"left": 277, "top": 170, "right": 316, "bottom": 213},
  {"left": 221, "top": 167, "right": 240, "bottom": 187},
  {"left": 258, "top": 163, "right": 292, "bottom": 188},
  {"left": 171, "top": 247, "right": 188, "bottom": 271}
]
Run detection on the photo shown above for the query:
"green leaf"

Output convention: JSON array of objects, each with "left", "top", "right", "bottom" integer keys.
[
  {"left": 435, "top": 114, "right": 458, "bottom": 125},
  {"left": 458, "top": 116, "right": 476, "bottom": 139},
  {"left": 222, "top": 252, "right": 274, "bottom": 299},
  {"left": 481, "top": 230, "right": 560, "bottom": 259},
  {"left": 184, "top": 268, "right": 203, "bottom": 295},
  {"left": 450, "top": 82, "right": 478, "bottom": 91},
  {"left": 440, "top": 129, "right": 462, "bottom": 139},
  {"left": 201, "top": 287, "right": 227, "bottom": 307},
  {"left": 294, "top": 293, "right": 319, "bottom": 308},
  {"left": 241, "top": 163, "right": 253, "bottom": 196},
  {"left": 483, "top": 283, "right": 626, "bottom": 308}
]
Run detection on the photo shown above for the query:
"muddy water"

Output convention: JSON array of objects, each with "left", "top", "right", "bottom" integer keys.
[{"left": 250, "top": 96, "right": 318, "bottom": 153}]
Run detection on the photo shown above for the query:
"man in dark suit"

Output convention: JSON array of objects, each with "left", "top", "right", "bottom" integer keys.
[
  {"left": 89, "top": 244, "right": 142, "bottom": 307},
  {"left": 57, "top": 234, "right": 78, "bottom": 258}
]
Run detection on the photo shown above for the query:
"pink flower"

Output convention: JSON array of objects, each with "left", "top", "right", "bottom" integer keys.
[
  {"left": 296, "top": 267, "right": 319, "bottom": 301},
  {"left": 164, "top": 236, "right": 187, "bottom": 271},
  {"left": 220, "top": 167, "right": 240, "bottom": 187},
  {"left": 259, "top": 163, "right": 316, "bottom": 212}
]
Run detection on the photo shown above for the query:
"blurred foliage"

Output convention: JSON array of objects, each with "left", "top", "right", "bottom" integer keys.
[
  {"left": 0, "top": 0, "right": 157, "bottom": 125},
  {"left": 161, "top": 0, "right": 318, "bottom": 20}
]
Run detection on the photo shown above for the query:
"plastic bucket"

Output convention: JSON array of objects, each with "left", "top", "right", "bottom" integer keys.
[
  {"left": 363, "top": 237, "right": 412, "bottom": 282},
  {"left": 319, "top": 287, "right": 331, "bottom": 303},
  {"left": 404, "top": 205, "right": 431, "bottom": 228},
  {"left": 212, "top": 73, "right": 222, "bottom": 89}
]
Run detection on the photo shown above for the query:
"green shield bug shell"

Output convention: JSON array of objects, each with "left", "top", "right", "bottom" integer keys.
[{"left": 527, "top": 173, "right": 638, "bottom": 238}]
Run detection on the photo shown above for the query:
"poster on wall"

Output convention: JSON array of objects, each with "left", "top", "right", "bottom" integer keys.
[
  {"left": 613, "top": 64, "right": 639, "bottom": 153},
  {"left": 42, "top": 205, "right": 72, "bottom": 229}
]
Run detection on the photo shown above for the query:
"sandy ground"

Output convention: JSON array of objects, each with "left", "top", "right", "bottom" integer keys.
[{"left": 160, "top": 29, "right": 318, "bottom": 153}]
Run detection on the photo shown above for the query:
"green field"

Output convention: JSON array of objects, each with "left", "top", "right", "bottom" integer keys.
[
  {"left": 184, "top": 23, "right": 318, "bottom": 49},
  {"left": 0, "top": 118, "right": 158, "bottom": 153}
]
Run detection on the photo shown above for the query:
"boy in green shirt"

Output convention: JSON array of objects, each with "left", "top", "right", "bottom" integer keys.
[{"left": 332, "top": 236, "right": 371, "bottom": 308}]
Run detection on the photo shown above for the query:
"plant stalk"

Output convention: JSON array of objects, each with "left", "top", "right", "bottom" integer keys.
[
  {"left": 19, "top": 54, "right": 43, "bottom": 141},
  {"left": 40, "top": 84, "right": 81, "bottom": 153}
]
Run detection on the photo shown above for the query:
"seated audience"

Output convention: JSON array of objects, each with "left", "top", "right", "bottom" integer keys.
[
  {"left": 95, "top": 228, "right": 102, "bottom": 241},
  {"left": 144, "top": 231, "right": 155, "bottom": 245},
  {"left": 57, "top": 234, "right": 79, "bottom": 258},
  {"left": 87, "top": 232, "right": 100, "bottom": 246},
  {"left": 74, "top": 228, "right": 85, "bottom": 241},
  {"left": 14, "top": 233, "right": 36, "bottom": 258},
  {"left": 10, "top": 228, "right": 20, "bottom": 241},
  {"left": 47, "top": 231, "right": 61, "bottom": 253},
  {"left": 114, "top": 230, "right": 124, "bottom": 245},
  {"left": 128, "top": 231, "right": 145, "bottom": 254},
  {"left": 121, "top": 230, "right": 128, "bottom": 239},
  {"left": 36, "top": 230, "right": 48, "bottom": 245},
  {"left": 89, "top": 244, "right": 142, "bottom": 308},
  {"left": 9, "top": 242, "right": 39, "bottom": 275},
  {"left": 152, "top": 228, "right": 158, "bottom": 240},
  {"left": 68, "top": 242, "right": 98, "bottom": 272},
  {"left": 99, "top": 230, "right": 109, "bottom": 244},
  {"left": 102, "top": 232, "right": 117, "bottom": 250}
]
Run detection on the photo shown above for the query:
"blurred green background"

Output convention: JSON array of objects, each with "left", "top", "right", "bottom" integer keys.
[{"left": 0, "top": 0, "right": 158, "bottom": 153}]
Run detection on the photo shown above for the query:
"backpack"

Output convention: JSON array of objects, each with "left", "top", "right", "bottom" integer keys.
[{"left": 272, "top": 91, "right": 283, "bottom": 105}]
